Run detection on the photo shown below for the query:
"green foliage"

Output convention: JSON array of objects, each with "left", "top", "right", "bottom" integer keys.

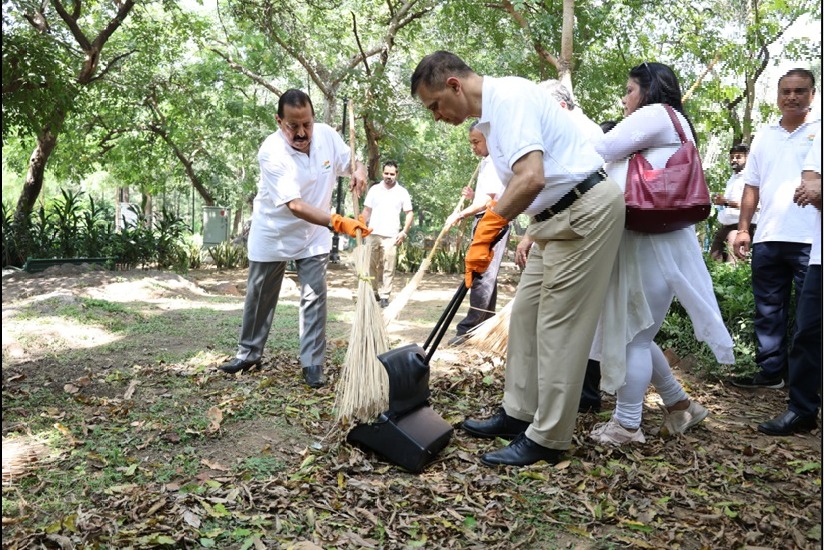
[
  {"left": 396, "top": 225, "right": 467, "bottom": 274},
  {"left": 208, "top": 241, "right": 247, "bottom": 270},
  {"left": 2, "top": 189, "right": 194, "bottom": 272}
]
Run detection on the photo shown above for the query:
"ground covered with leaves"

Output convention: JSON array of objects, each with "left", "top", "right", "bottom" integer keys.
[{"left": 2, "top": 262, "right": 822, "bottom": 549}]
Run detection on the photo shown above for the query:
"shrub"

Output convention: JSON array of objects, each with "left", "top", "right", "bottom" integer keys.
[
  {"left": 208, "top": 241, "right": 245, "bottom": 269},
  {"left": 2, "top": 189, "right": 195, "bottom": 272}
]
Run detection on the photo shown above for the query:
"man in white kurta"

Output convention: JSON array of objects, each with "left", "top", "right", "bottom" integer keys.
[{"left": 220, "top": 90, "right": 370, "bottom": 389}]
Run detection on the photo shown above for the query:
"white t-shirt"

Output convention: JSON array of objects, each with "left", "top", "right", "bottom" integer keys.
[
  {"left": 802, "top": 129, "right": 821, "bottom": 266},
  {"left": 364, "top": 182, "right": 412, "bottom": 237},
  {"left": 742, "top": 117, "right": 820, "bottom": 244},
  {"left": 569, "top": 108, "right": 605, "bottom": 142},
  {"left": 247, "top": 123, "right": 351, "bottom": 262},
  {"left": 473, "top": 156, "right": 505, "bottom": 206},
  {"left": 475, "top": 76, "right": 604, "bottom": 216},
  {"left": 718, "top": 171, "right": 760, "bottom": 226}
]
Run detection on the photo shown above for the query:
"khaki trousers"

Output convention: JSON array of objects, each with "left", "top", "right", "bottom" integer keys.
[
  {"left": 367, "top": 234, "right": 398, "bottom": 300},
  {"left": 504, "top": 178, "right": 624, "bottom": 450}
]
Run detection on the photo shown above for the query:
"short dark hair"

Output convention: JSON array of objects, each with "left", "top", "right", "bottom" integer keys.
[
  {"left": 383, "top": 160, "right": 399, "bottom": 171},
  {"left": 277, "top": 89, "right": 314, "bottom": 118},
  {"left": 411, "top": 51, "right": 473, "bottom": 97},
  {"left": 729, "top": 143, "right": 749, "bottom": 155},
  {"left": 778, "top": 68, "right": 816, "bottom": 90},
  {"left": 469, "top": 120, "right": 479, "bottom": 131},
  {"left": 599, "top": 120, "right": 618, "bottom": 134}
]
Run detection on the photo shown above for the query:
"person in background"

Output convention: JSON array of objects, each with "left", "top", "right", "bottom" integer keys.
[
  {"left": 710, "top": 144, "right": 757, "bottom": 264},
  {"left": 219, "top": 89, "right": 371, "bottom": 390},
  {"left": 362, "top": 161, "right": 414, "bottom": 308},
  {"left": 412, "top": 51, "right": 624, "bottom": 467},
  {"left": 589, "top": 62, "right": 734, "bottom": 446},
  {"left": 445, "top": 121, "right": 509, "bottom": 346},
  {"left": 731, "top": 68, "right": 820, "bottom": 390},
  {"left": 758, "top": 128, "right": 821, "bottom": 435}
]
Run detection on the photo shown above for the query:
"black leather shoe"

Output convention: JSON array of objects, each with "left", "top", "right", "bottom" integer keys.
[
  {"left": 379, "top": 298, "right": 389, "bottom": 308},
  {"left": 448, "top": 334, "right": 470, "bottom": 347},
  {"left": 219, "top": 358, "right": 261, "bottom": 374},
  {"left": 462, "top": 408, "right": 531, "bottom": 439},
  {"left": 480, "top": 433, "right": 564, "bottom": 467},
  {"left": 758, "top": 410, "right": 817, "bottom": 436},
  {"left": 302, "top": 365, "right": 326, "bottom": 388}
]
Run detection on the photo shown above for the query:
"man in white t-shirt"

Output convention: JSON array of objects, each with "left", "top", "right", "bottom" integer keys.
[
  {"left": 362, "top": 161, "right": 414, "bottom": 308},
  {"left": 759, "top": 128, "right": 822, "bottom": 435},
  {"left": 411, "top": 51, "right": 624, "bottom": 467},
  {"left": 219, "top": 90, "right": 371, "bottom": 389},
  {"left": 444, "top": 122, "right": 509, "bottom": 345},
  {"left": 710, "top": 144, "right": 758, "bottom": 264},
  {"left": 731, "top": 68, "right": 820, "bottom": 390}
]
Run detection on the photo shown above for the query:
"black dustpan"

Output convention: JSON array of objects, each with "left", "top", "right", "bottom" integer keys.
[{"left": 347, "top": 281, "right": 470, "bottom": 473}]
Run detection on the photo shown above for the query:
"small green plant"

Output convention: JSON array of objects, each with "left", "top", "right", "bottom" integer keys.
[{"left": 208, "top": 241, "right": 245, "bottom": 269}]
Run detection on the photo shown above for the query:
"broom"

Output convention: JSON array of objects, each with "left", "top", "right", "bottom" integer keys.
[
  {"left": 383, "top": 160, "right": 482, "bottom": 324},
  {"left": 334, "top": 100, "right": 390, "bottom": 423},
  {"left": 462, "top": 296, "right": 513, "bottom": 357}
]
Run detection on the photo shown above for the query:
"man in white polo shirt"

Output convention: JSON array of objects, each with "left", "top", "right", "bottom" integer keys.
[
  {"left": 219, "top": 89, "right": 371, "bottom": 389},
  {"left": 411, "top": 51, "right": 624, "bottom": 467},
  {"left": 362, "top": 161, "right": 414, "bottom": 308},
  {"left": 444, "top": 121, "right": 509, "bottom": 345},
  {"left": 732, "top": 68, "right": 820, "bottom": 390},
  {"left": 759, "top": 128, "right": 822, "bottom": 435}
]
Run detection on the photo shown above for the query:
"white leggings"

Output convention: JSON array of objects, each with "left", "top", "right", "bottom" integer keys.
[{"left": 614, "top": 242, "right": 689, "bottom": 430}]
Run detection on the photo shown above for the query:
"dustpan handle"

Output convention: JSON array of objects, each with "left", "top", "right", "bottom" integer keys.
[
  {"left": 422, "top": 225, "right": 509, "bottom": 362},
  {"left": 423, "top": 281, "right": 468, "bottom": 362}
]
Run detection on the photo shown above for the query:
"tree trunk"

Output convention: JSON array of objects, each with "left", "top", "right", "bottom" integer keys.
[
  {"left": 142, "top": 193, "right": 153, "bottom": 227},
  {"left": 11, "top": 110, "right": 64, "bottom": 262}
]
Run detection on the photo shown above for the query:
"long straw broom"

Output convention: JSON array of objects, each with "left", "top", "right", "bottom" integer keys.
[
  {"left": 334, "top": 101, "right": 390, "bottom": 423},
  {"left": 383, "top": 160, "right": 482, "bottom": 324}
]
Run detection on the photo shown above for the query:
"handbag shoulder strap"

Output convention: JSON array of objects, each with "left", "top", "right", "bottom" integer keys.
[{"left": 663, "top": 104, "right": 688, "bottom": 144}]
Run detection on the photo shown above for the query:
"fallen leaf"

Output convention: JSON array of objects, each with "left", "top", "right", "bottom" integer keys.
[
  {"left": 206, "top": 406, "right": 223, "bottom": 433},
  {"left": 124, "top": 379, "right": 138, "bottom": 400}
]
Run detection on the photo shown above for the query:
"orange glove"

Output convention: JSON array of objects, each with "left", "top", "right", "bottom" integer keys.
[
  {"left": 330, "top": 213, "right": 372, "bottom": 238},
  {"left": 465, "top": 208, "right": 508, "bottom": 288}
]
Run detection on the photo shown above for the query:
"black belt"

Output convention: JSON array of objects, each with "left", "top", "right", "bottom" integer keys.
[{"left": 532, "top": 169, "right": 607, "bottom": 223}]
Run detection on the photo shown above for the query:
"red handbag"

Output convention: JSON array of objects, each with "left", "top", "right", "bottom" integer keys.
[{"left": 624, "top": 105, "right": 711, "bottom": 233}]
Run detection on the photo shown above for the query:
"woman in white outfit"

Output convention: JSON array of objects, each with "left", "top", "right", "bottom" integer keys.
[{"left": 589, "top": 62, "right": 735, "bottom": 445}]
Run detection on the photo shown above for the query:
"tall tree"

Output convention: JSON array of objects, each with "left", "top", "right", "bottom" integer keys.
[{"left": 4, "top": 0, "right": 136, "bottom": 234}]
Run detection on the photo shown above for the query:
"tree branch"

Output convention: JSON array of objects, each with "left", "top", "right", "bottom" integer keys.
[
  {"left": 51, "top": 0, "right": 92, "bottom": 50},
  {"left": 351, "top": 11, "right": 371, "bottom": 76},
  {"left": 209, "top": 47, "right": 284, "bottom": 97},
  {"left": 87, "top": 48, "right": 137, "bottom": 84}
]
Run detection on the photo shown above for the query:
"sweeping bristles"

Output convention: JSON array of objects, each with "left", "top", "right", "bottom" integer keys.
[
  {"left": 335, "top": 245, "right": 390, "bottom": 422},
  {"left": 462, "top": 297, "right": 513, "bottom": 357},
  {"left": 334, "top": 99, "right": 390, "bottom": 424}
]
